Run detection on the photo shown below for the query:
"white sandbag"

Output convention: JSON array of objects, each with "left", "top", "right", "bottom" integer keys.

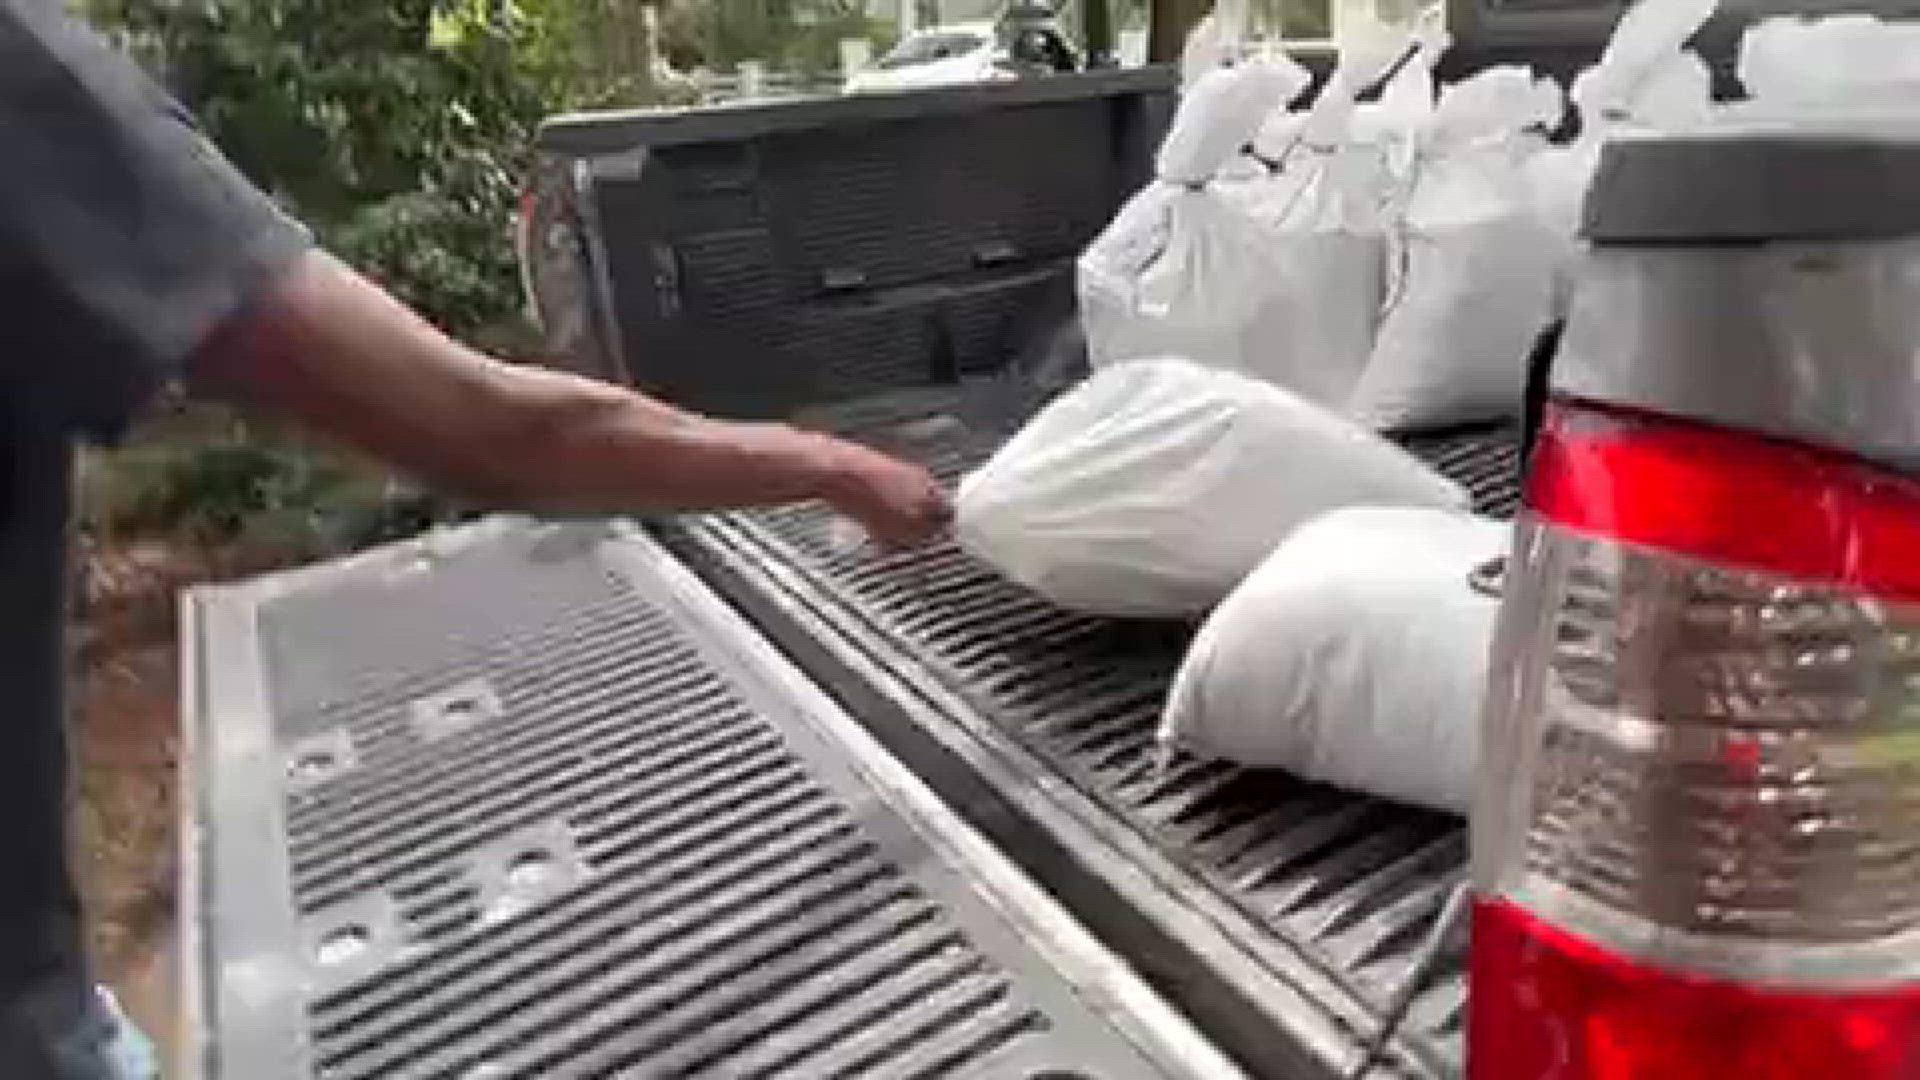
[
  {"left": 1735, "top": 14, "right": 1920, "bottom": 119},
  {"left": 1526, "top": 0, "right": 1717, "bottom": 311},
  {"left": 1342, "top": 9, "right": 1453, "bottom": 196},
  {"left": 1349, "top": 67, "right": 1562, "bottom": 430},
  {"left": 1161, "top": 505, "right": 1507, "bottom": 813},
  {"left": 1179, "top": 10, "right": 1238, "bottom": 89},
  {"left": 1178, "top": 0, "right": 1260, "bottom": 87},
  {"left": 1235, "top": 18, "right": 1443, "bottom": 232},
  {"left": 955, "top": 359, "right": 1469, "bottom": 618},
  {"left": 1205, "top": 26, "right": 1440, "bottom": 404},
  {"left": 1241, "top": 3, "right": 1446, "bottom": 177},
  {"left": 1156, "top": 61, "right": 1308, "bottom": 185},
  {"left": 1219, "top": 152, "right": 1386, "bottom": 413},
  {"left": 1078, "top": 60, "right": 1309, "bottom": 380},
  {"left": 1177, "top": 0, "right": 1299, "bottom": 88}
]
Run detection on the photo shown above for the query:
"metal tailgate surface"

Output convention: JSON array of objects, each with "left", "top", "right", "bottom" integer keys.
[
  {"left": 660, "top": 389, "right": 1524, "bottom": 1080},
  {"left": 183, "top": 517, "right": 1240, "bottom": 1079}
]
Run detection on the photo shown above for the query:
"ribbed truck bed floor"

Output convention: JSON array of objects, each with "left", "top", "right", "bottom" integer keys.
[
  {"left": 182, "top": 517, "right": 1243, "bottom": 1079},
  {"left": 658, "top": 388, "right": 1524, "bottom": 1080}
]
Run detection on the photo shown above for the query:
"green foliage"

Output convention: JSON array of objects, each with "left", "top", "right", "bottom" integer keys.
[
  {"left": 79, "top": 0, "right": 571, "bottom": 340},
  {"left": 332, "top": 191, "right": 526, "bottom": 346},
  {"left": 77, "top": 0, "right": 897, "bottom": 336},
  {"left": 68, "top": 0, "right": 901, "bottom": 553}
]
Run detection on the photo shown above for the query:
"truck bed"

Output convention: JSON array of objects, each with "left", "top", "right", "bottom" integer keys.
[
  {"left": 184, "top": 381, "right": 1519, "bottom": 1079},
  {"left": 661, "top": 387, "right": 1522, "bottom": 1079},
  {"left": 186, "top": 70, "right": 1532, "bottom": 1079}
]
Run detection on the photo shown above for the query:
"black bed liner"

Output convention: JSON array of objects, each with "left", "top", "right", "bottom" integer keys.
[{"left": 660, "top": 386, "right": 1524, "bottom": 1080}]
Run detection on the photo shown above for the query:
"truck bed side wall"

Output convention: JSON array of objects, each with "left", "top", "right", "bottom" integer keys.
[{"left": 548, "top": 72, "right": 1176, "bottom": 419}]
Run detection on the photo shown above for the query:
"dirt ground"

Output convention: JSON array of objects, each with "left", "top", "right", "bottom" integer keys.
[{"left": 73, "top": 538, "right": 297, "bottom": 1065}]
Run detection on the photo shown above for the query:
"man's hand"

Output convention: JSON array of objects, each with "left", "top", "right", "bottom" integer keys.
[
  {"left": 818, "top": 439, "right": 952, "bottom": 549},
  {"left": 192, "top": 250, "right": 952, "bottom": 544}
]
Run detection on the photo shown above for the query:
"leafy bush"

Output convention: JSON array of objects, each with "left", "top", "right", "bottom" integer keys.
[
  {"left": 78, "top": 0, "right": 905, "bottom": 342},
  {"left": 71, "top": 0, "right": 901, "bottom": 554},
  {"left": 80, "top": 0, "right": 568, "bottom": 340},
  {"left": 73, "top": 0, "right": 559, "bottom": 551}
]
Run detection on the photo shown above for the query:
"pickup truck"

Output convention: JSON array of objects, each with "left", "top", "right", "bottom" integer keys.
[{"left": 177, "top": 11, "right": 1814, "bottom": 1078}]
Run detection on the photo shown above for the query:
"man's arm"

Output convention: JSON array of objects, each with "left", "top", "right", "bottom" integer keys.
[
  {"left": 0, "top": 2, "right": 942, "bottom": 543},
  {"left": 192, "top": 250, "right": 950, "bottom": 547}
]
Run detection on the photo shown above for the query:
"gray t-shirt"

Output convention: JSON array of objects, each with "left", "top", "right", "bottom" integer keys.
[{"left": 1, "top": 0, "right": 308, "bottom": 1063}]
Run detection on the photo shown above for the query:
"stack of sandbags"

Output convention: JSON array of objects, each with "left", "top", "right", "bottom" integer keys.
[
  {"left": 977, "top": 0, "right": 1738, "bottom": 817},
  {"left": 1083, "top": 20, "right": 1429, "bottom": 408},
  {"left": 1085, "top": 0, "right": 1724, "bottom": 436}
]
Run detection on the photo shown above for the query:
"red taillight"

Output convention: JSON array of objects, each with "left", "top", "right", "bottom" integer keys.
[
  {"left": 1472, "top": 897, "right": 1920, "bottom": 1078},
  {"left": 1527, "top": 403, "right": 1920, "bottom": 603},
  {"left": 1472, "top": 398, "right": 1920, "bottom": 1079}
]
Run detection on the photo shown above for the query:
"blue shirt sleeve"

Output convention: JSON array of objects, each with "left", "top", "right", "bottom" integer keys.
[{"left": 0, "top": 0, "right": 312, "bottom": 442}]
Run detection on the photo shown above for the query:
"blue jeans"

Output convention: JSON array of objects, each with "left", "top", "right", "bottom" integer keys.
[
  {"left": 72, "top": 988, "right": 157, "bottom": 1080},
  {"left": 4, "top": 976, "right": 157, "bottom": 1080}
]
